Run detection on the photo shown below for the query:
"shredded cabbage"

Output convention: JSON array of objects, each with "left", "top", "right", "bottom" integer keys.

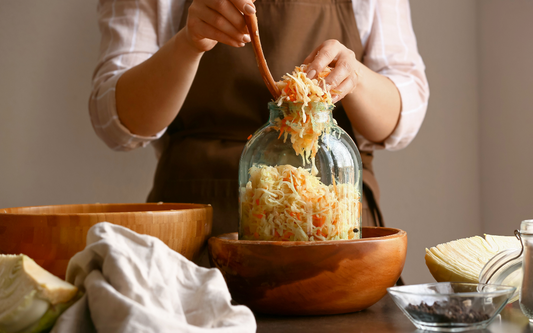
[
  {"left": 273, "top": 65, "right": 339, "bottom": 174},
  {"left": 240, "top": 164, "right": 361, "bottom": 241},
  {"left": 272, "top": 103, "right": 332, "bottom": 175},
  {"left": 275, "top": 64, "right": 334, "bottom": 107}
]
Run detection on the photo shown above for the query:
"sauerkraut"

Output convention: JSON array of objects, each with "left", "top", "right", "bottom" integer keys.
[
  {"left": 272, "top": 102, "right": 332, "bottom": 175},
  {"left": 239, "top": 164, "right": 361, "bottom": 241},
  {"left": 272, "top": 65, "right": 339, "bottom": 174},
  {"left": 275, "top": 64, "right": 334, "bottom": 106}
]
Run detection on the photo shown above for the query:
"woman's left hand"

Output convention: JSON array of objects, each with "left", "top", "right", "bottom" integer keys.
[{"left": 303, "top": 39, "right": 362, "bottom": 103}]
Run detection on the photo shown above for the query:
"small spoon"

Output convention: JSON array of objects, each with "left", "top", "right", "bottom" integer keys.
[{"left": 244, "top": 13, "right": 281, "bottom": 100}]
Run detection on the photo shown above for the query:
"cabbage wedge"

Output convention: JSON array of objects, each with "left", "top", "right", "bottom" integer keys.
[
  {"left": 0, "top": 255, "right": 80, "bottom": 333},
  {"left": 425, "top": 235, "right": 521, "bottom": 283}
]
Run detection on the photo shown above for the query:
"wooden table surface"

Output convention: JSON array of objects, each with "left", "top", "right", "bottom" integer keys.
[{"left": 255, "top": 294, "right": 533, "bottom": 333}]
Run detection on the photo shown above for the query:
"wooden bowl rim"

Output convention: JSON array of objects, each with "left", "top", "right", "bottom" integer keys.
[
  {"left": 0, "top": 203, "right": 212, "bottom": 216},
  {"left": 210, "top": 226, "right": 406, "bottom": 248}
]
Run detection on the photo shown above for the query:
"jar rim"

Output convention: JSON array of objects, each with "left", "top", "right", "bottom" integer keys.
[
  {"left": 267, "top": 101, "right": 334, "bottom": 125},
  {"left": 520, "top": 219, "right": 533, "bottom": 234},
  {"left": 268, "top": 101, "right": 334, "bottom": 111}
]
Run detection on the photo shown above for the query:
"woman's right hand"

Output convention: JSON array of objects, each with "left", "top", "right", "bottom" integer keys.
[{"left": 185, "top": 0, "right": 256, "bottom": 52}]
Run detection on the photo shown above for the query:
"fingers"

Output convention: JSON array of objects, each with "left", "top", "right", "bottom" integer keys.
[
  {"left": 303, "top": 39, "right": 360, "bottom": 102},
  {"left": 190, "top": 4, "right": 248, "bottom": 45},
  {"left": 331, "top": 73, "right": 358, "bottom": 103},
  {"left": 228, "top": 0, "right": 256, "bottom": 15},
  {"left": 304, "top": 40, "right": 343, "bottom": 79},
  {"left": 324, "top": 49, "right": 355, "bottom": 89},
  {"left": 303, "top": 44, "right": 322, "bottom": 65},
  {"left": 205, "top": 0, "right": 250, "bottom": 33},
  {"left": 187, "top": 0, "right": 255, "bottom": 50},
  {"left": 187, "top": 16, "right": 246, "bottom": 48}
]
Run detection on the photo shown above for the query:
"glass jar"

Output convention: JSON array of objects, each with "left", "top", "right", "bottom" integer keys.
[
  {"left": 238, "top": 101, "right": 363, "bottom": 241},
  {"left": 478, "top": 220, "right": 533, "bottom": 317},
  {"left": 479, "top": 247, "right": 522, "bottom": 302},
  {"left": 519, "top": 220, "right": 533, "bottom": 320}
]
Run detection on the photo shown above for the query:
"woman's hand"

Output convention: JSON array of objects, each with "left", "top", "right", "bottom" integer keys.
[
  {"left": 185, "top": 0, "right": 256, "bottom": 52},
  {"left": 303, "top": 39, "right": 362, "bottom": 103},
  {"left": 304, "top": 39, "right": 401, "bottom": 143}
]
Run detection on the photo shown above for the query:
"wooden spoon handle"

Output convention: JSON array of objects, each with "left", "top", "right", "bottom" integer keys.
[{"left": 244, "top": 13, "right": 281, "bottom": 100}]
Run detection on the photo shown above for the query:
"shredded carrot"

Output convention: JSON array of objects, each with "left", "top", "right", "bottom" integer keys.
[
  {"left": 282, "top": 231, "right": 294, "bottom": 240},
  {"left": 313, "top": 215, "right": 326, "bottom": 228}
]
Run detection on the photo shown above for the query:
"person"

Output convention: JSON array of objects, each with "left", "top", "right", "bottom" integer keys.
[{"left": 90, "top": 0, "right": 429, "bottom": 241}]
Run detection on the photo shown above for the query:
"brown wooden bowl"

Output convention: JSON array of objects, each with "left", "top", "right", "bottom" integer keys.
[
  {"left": 0, "top": 203, "right": 212, "bottom": 279},
  {"left": 208, "top": 227, "right": 407, "bottom": 315}
]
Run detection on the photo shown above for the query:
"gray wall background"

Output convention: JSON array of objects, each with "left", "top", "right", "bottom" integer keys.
[{"left": 0, "top": 0, "right": 531, "bottom": 284}]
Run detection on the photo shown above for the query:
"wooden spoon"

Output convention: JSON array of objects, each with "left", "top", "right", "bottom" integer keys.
[{"left": 244, "top": 13, "right": 281, "bottom": 100}]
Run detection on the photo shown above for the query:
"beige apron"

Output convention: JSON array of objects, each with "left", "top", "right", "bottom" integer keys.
[{"left": 147, "top": 0, "right": 385, "bottom": 241}]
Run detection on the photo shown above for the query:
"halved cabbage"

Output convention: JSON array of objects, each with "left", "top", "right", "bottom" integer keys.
[
  {"left": 0, "top": 255, "right": 80, "bottom": 333},
  {"left": 425, "top": 234, "right": 521, "bottom": 283}
]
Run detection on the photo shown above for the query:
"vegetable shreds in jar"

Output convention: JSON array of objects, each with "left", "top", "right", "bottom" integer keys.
[
  {"left": 272, "top": 102, "right": 332, "bottom": 175},
  {"left": 239, "top": 164, "right": 361, "bottom": 241},
  {"left": 273, "top": 65, "right": 338, "bottom": 175}
]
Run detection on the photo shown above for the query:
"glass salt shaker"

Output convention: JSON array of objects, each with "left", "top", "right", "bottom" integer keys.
[{"left": 520, "top": 219, "right": 533, "bottom": 321}]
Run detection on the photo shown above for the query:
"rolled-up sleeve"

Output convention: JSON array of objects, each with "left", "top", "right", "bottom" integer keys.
[
  {"left": 89, "top": 0, "right": 164, "bottom": 151},
  {"left": 354, "top": 0, "right": 430, "bottom": 152}
]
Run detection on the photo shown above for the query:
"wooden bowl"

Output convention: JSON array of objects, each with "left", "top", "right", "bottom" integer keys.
[
  {"left": 208, "top": 227, "right": 407, "bottom": 315},
  {"left": 0, "top": 203, "right": 212, "bottom": 278}
]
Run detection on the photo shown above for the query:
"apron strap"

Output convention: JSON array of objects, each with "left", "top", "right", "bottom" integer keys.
[{"left": 361, "top": 153, "right": 384, "bottom": 228}]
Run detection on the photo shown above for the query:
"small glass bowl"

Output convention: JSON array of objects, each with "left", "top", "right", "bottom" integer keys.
[{"left": 387, "top": 282, "right": 516, "bottom": 332}]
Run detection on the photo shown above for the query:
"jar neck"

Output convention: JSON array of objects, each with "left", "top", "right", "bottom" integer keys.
[
  {"left": 268, "top": 102, "right": 333, "bottom": 125},
  {"left": 521, "top": 220, "right": 533, "bottom": 235}
]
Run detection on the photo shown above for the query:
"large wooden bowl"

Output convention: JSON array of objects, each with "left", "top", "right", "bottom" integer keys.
[
  {"left": 208, "top": 227, "right": 407, "bottom": 315},
  {"left": 0, "top": 203, "right": 212, "bottom": 278}
]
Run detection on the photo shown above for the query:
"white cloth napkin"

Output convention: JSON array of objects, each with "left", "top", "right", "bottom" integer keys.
[{"left": 51, "top": 222, "right": 256, "bottom": 333}]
